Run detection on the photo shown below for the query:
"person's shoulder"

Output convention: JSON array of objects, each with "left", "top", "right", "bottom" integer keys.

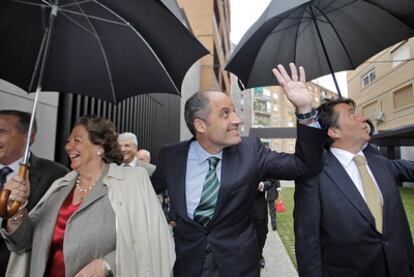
[
  {"left": 30, "top": 154, "right": 69, "bottom": 173},
  {"left": 160, "top": 139, "right": 192, "bottom": 152}
]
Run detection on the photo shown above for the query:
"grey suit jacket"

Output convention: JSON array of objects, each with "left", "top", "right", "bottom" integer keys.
[
  {"left": 135, "top": 159, "right": 156, "bottom": 176},
  {"left": 2, "top": 169, "right": 116, "bottom": 277}
]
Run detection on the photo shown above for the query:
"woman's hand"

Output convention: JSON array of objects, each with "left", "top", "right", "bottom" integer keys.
[
  {"left": 4, "top": 175, "right": 30, "bottom": 205},
  {"left": 75, "top": 259, "right": 108, "bottom": 277}
]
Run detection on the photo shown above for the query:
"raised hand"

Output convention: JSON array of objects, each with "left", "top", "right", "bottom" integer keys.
[{"left": 272, "top": 63, "right": 313, "bottom": 114}]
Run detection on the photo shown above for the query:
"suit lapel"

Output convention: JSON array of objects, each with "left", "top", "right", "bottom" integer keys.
[
  {"left": 325, "top": 151, "right": 376, "bottom": 229},
  {"left": 174, "top": 141, "right": 191, "bottom": 220},
  {"left": 28, "top": 154, "right": 43, "bottom": 202},
  {"left": 208, "top": 145, "right": 240, "bottom": 228}
]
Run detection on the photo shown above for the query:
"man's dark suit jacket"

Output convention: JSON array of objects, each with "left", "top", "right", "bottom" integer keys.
[
  {"left": 294, "top": 149, "right": 414, "bottom": 277},
  {"left": 0, "top": 154, "right": 69, "bottom": 275},
  {"left": 152, "top": 124, "right": 325, "bottom": 277}
]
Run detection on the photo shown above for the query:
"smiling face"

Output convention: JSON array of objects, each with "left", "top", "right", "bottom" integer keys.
[
  {"left": 0, "top": 115, "right": 27, "bottom": 165},
  {"left": 65, "top": 125, "right": 103, "bottom": 172},
  {"left": 328, "top": 103, "right": 370, "bottom": 153},
  {"left": 195, "top": 92, "right": 241, "bottom": 154},
  {"left": 118, "top": 138, "right": 138, "bottom": 164}
]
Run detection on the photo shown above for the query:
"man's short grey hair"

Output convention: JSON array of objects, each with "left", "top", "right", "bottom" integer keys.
[
  {"left": 118, "top": 132, "right": 138, "bottom": 146},
  {"left": 184, "top": 90, "right": 218, "bottom": 136}
]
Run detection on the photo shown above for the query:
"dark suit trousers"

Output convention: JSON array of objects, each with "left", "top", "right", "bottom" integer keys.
[
  {"left": 268, "top": 201, "right": 277, "bottom": 230},
  {"left": 201, "top": 252, "right": 222, "bottom": 277}
]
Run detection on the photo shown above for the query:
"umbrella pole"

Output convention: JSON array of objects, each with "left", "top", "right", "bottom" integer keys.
[
  {"left": 310, "top": 8, "right": 342, "bottom": 98},
  {"left": 0, "top": 2, "right": 60, "bottom": 219}
]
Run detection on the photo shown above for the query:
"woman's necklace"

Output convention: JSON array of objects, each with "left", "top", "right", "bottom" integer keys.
[{"left": 75, "top": 176, "right": 96, "bottom": 193}]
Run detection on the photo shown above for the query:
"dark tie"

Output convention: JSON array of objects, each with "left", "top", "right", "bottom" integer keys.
[
  {"left": 354, "top": 155, "right": 383, "bottom": 233},
  {"left": 0, "top": 167, "right": 13, "bottom": 190},
  {"left": 194, "top": 157, "right": 220, "bottom": 227}
]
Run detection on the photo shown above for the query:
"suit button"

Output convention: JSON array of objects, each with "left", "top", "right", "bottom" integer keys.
[
  {"left": 206, "top": 244, "right": 211, "bottom": 253},
  {"left": 382, "top": 240, "right": 388, "bottom": 246}
]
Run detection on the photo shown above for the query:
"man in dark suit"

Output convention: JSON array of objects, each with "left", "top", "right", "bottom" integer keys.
[
  {"left": 294, "top": 98, "right": 414, "bottom": 277},
  {"left": 0, "top": 110, "right": 69, "bottom": 275},
  {"left": 151, "top": 64, "right": 327, "bottom": 277}
]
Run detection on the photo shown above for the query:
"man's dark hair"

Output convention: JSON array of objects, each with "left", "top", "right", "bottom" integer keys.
[
  {"left": 316, "top": 97, "right": 355, "bottom": 146},
  {"left": 184, "top": 91, "right": 215, "bottom": 136},
  {"left": 0, "top": 110, "right": 37, "bottom": 134}
]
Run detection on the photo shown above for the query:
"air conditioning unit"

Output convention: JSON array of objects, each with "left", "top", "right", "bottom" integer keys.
[{"left": 372, "top": 111, "right": 384, "bottom": 122}]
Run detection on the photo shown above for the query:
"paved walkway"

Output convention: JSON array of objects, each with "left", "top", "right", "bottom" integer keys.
[{"left": 260, "top": 227, "right": 298, "bottom": 277}]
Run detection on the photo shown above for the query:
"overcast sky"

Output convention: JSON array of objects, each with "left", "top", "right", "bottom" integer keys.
[{"left": 229, "top": 0, "right": 348, "bottom": 95}]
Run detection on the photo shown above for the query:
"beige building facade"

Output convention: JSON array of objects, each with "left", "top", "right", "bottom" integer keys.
[
  {"left": 178, "top": 0, "right": 232, "bottom": 94},
  {"left": 348, "top": 38, "right": 414, "bottom": 131}
]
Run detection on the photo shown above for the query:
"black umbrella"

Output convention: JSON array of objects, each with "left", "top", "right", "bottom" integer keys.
[
  {"left": 226, "top": 0, "right": 414, "bottom": 96},
  {"left": 0, "top": 0, "right": 208, "bottom": 102},
  {"left": 0, "top": 0, "right": 208, "bottom": 217}
]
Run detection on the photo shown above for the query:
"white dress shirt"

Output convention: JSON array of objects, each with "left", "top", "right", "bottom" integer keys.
[
  {"left": 122, "top": 157, "right": 138, "bottom": 167},
  {"left": 185, "top": 140, "right": 222, "bottom": 219},
  {"left": 0, "top": 157, "right": 23, "bottom": 182},
  {"left": 330, "top": 147, "right": 383, "bottom": 203}
]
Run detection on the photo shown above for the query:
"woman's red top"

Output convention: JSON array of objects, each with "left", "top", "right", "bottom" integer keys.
[{"left": 46, "top": 190, "right": 81, "bottom": 277}]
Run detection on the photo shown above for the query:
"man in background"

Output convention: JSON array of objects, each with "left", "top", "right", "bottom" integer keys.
[
  {"left": 137, "top": 149, "right": 152, "bottom": 163},
  {"left": 0, "top": 110, "right": 69, "bottom": 276},
  {"left": 118, "top": 132, "right": 156, "bottom": 176}
]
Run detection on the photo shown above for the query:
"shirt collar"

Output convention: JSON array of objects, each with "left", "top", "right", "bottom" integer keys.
[
  {"left": 330, "top": 147, "right": 364, "bottom": 168},
  {"left": 193, "top": 140, "right": 223, "bottom": 164},
  {"left": 121, "top": 157, "right": 138, "bottom": 167},
  {"left": 0, "top": 156, "right": 24, "bottom": 173}
]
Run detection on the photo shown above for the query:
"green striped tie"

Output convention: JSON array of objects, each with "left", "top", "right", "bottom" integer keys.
[{"left": 194, "top": 157, "right": 220, "bottom": 226}]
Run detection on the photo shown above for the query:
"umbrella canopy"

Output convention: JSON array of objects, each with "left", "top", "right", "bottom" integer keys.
[
  {"left": 0, "top": 0, "right": 209, "bottom": 103},
  {"left": 226, "top": 0, "right": 414, "bottom": 95},
  {"left": 0, "top": 0, "right": 209, "bottom": 218}
]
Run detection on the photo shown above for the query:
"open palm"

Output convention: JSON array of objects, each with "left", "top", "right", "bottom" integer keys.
[{"left": 272, "top": 63, "right": 313, "bottom": 114}]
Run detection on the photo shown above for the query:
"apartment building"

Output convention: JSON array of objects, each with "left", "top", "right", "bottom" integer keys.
[
  {"left": 178, "top": 0, "right": 232, "bottom": 94},
  {"left": 232, "top": 79, "right": 337, "bottom": 153},
  {"left": 348, "top": 38, "right": 414, "bottom": 159},
  {"left": 348, "top": 38, "right": 414, "bottom": 130}
]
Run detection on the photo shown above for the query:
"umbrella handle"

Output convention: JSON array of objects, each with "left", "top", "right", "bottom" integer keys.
[{"left": 0, "top": 164, "right": 27, "bottom": 219}]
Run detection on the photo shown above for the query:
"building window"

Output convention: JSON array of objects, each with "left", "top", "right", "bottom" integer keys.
[
  {"left": 392, "top": 42, "right": 410, "bottom": 68},
  {"left": 361, "top": 68, "right": 376, "bottom": 87},
  {"left": 253, "top": 99, "right": 271, "bottom": 112},
  {"left": 362, "top": 101, "right": 378, "bottom": 120},
  {"left": 393, "top": 84, "right": 413, "bottom": 109},
  {"left": 253, "top": 114, "right": 271, "bottom": 126}
]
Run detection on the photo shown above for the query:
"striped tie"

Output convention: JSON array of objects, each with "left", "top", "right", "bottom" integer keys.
[
  {"left": 354, "top": 155, "right": 383, "bottom": 233},
  {"left": 194, "top": 157, "right": 220, "bottom": 226}
]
